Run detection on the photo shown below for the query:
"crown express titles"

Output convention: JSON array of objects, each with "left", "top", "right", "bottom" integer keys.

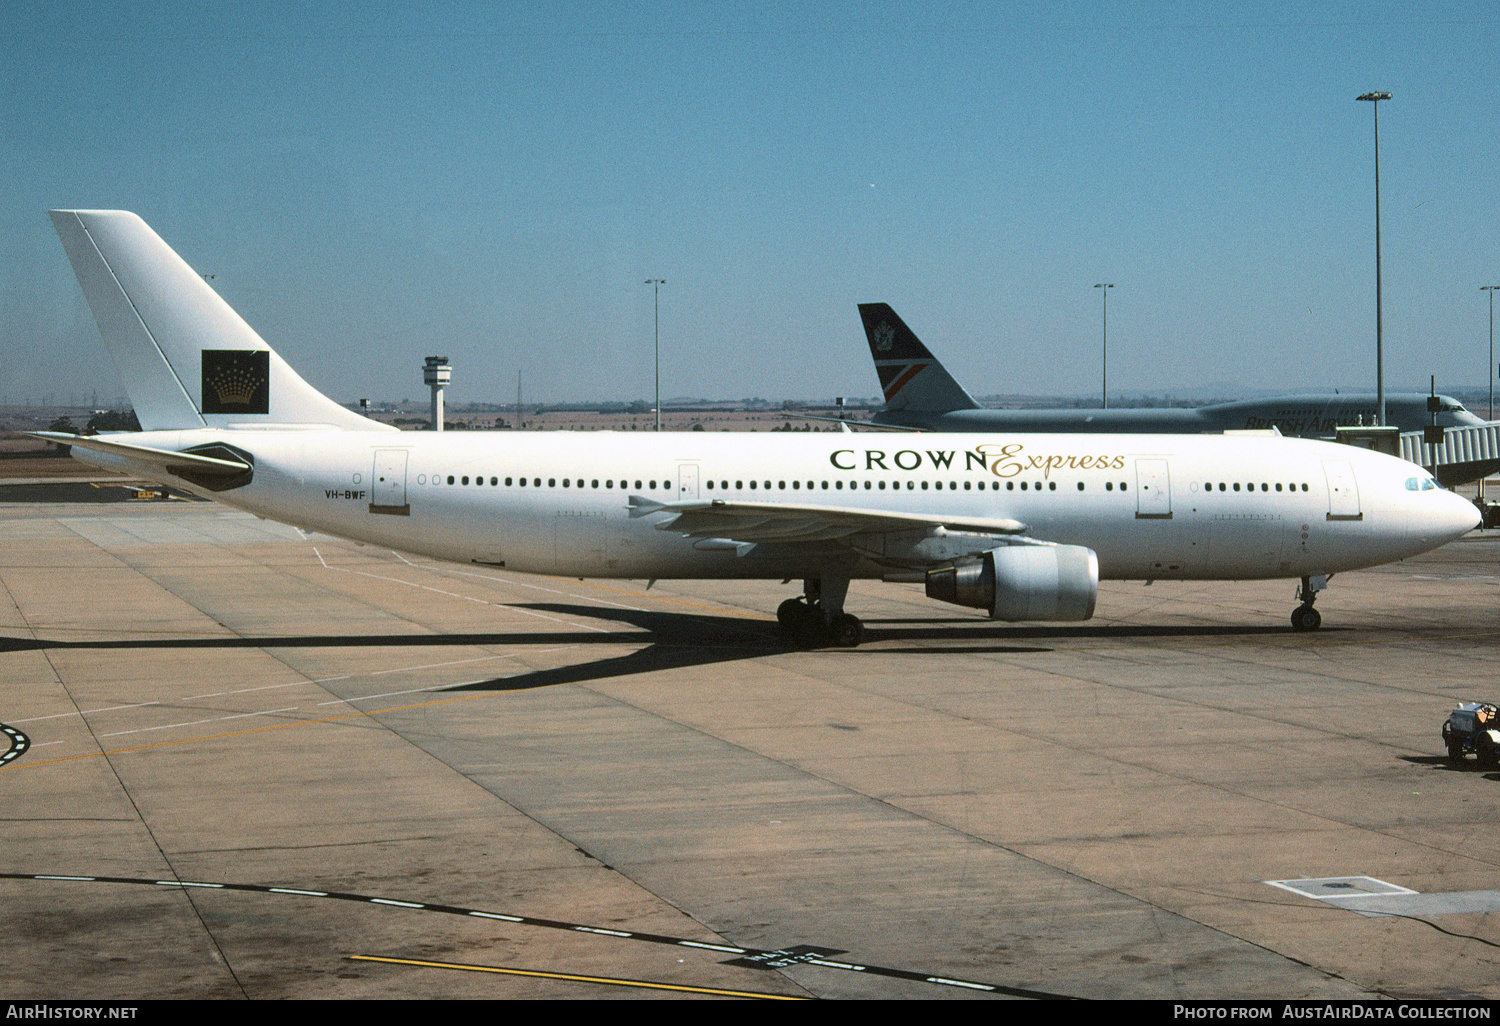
[{"left": 828, "top": 443, "right": 1130, "bottom": 479}]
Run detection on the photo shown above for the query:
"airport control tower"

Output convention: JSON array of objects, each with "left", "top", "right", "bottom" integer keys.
[{"left": 424, "top": 356, "right": 451, "bottom": 431}]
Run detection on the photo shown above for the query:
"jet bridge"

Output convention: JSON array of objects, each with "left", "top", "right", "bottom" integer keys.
[
  {"left": 1334, "top": 422, "right": 1500, "bottom": 488},
  {"left": 1398, "top": 422, "right": 1500, "bottom": 488}
]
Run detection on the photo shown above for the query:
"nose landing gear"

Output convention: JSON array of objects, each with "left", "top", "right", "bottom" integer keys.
[{"left": 1291, "top": 574, "right": 1329, "bottom": 631}]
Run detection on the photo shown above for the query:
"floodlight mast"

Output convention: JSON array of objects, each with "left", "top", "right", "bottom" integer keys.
[
  {"left": 645, "top": 279, "right": 666, "bottom": 431},
  {"left": 1357, "top": 91, "right": 1392, "bottom": 427},
  {"left": 1484, "top": 286, "right": 1500, "bottom": 422},
  {"left": 1094, "top": 284, "right": 1114, "bottom": 409}
]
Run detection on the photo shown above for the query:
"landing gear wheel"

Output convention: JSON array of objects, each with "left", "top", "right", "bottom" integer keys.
[
  {"left": 1290, "top": 605, "right": 1322, "bottom": 631},
  {"left": 777, "top": 598, "right": 806, "bottom": 629},
  {"left": 829, "top": 613, "right": 864, "bottom": 648},
  {"left": 778, "top": 599, "right": 822, "bottom": 646}
]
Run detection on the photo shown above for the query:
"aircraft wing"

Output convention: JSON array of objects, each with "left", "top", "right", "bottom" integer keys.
[{"left": 630, "top": 496, "right": 1026, "bottom": 544}]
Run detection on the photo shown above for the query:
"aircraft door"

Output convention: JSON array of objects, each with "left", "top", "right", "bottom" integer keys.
[
  {"left": 1322, "top": 459, "right": 1362, "bottom": 521},
  {"left": 677, "top": 463, "right": 700, "bottom": 501},
  {"left": 1135, "top": 459, "right": 1172, "bottom": 519},
  {"left": 370, "top": 449, "right": 410, "bottom": 515}
]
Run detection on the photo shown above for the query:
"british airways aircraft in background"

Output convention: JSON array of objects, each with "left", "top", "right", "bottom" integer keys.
[
  {"left": 859, "top": 303, "right": 1488, "bottom": 437},
  {"left": 39, "top": 211, "right": 1478, "bottom": 645}
]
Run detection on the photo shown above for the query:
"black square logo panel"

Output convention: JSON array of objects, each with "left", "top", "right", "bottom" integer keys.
[{"left": 201, "top": 350, "right": 269, "bottom": 414}]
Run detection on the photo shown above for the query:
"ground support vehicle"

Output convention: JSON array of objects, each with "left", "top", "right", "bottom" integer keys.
[{"left": 1442, "top": 702, "right": 1500, "bottom": 766}]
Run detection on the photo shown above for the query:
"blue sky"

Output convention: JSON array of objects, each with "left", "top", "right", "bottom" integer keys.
[{"left": 3, "top": 1, "right": 1498, "bottom": 409}]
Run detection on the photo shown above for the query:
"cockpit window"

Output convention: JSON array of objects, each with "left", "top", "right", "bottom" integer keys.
[{"left": 1405, "top": 476, "right": 1438, "bottom": 491}]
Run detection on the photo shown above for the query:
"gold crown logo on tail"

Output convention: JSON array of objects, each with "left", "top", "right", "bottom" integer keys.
[{"left": 201, "top": 350, "right": 269, "bottom": 414}]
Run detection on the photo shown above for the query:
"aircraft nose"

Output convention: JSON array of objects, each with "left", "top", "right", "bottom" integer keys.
[
  {"left": 1404, "top": 488, "right": 1478, "bottom": 549},
  {"left": 1421, "top": 490, "right": 1482, "bottom": 544}
]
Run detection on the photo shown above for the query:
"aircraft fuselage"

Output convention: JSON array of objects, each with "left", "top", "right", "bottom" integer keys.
[
  {"left": 875, "top": 394, "right": 1484, "bottom": 437},
  {"left": 71, "top": 427, "right": 1477, "bottom": 585}
]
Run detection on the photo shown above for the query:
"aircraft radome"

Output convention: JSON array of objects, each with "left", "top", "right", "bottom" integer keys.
[{"left": 39, "top": 211, "right": 1480, "bottom": 646}]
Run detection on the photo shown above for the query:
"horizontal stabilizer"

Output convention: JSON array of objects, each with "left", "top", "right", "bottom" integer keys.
[
  {"left": 31, "top": 433, "right": 247, "bottom": 475},
  {"left": 30, "top": 432, "right": 254, "bottom": 492}
]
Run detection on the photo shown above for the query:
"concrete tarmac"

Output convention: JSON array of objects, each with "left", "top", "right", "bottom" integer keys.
[{"left": 1, "top": 500, "right": 1497, "bottom": 1000}]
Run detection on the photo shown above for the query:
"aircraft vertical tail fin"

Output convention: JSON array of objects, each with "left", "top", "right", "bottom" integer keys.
[
  {"left": 857, "top": 303, "right": 981, "bottom": 412},
  {"left": 50, "top": 210, "right": 391, "bottom": 432}
]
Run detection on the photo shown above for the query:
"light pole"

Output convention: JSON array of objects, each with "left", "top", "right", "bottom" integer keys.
[
  {"left": 1094, "top": 283, "right": 1114, "bottom": 409},
  {"left": 1484, "top": 286, "right": 1500, "bottom": 422},
  {"left": 1357, "top": 91, "right": 1392, "bottom": 426},
  {"left": 645, "top": 279, "right": 666, "bottom": 431}
]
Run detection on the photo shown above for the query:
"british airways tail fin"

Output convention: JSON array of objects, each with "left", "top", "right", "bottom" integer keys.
[
  {"left": 857, "top": 303, "right": 981, "bottom": 412},
  {"left": 50, "top": 210, "right": 392, "bottom": 432}
]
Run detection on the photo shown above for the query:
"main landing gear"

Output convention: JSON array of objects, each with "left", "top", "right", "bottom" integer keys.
[
  {"left": 1290, "top": 574, "right": 1328, "bottom": 632},
  {"left": 777, "top": 574, "right": 864, "bottom": 647}
]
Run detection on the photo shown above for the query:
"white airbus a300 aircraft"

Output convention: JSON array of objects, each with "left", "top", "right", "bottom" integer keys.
[{"left": 41, "top": 211, "right": 1479, "bottom": 644}]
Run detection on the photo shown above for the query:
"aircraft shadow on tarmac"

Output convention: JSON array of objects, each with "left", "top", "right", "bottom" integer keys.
[
  {"left": 435, "top": 603, "right": 1056, "bottom": 692},
  {"left": 0, "top": 604, "right": 1304, "bottom": 694},
  {"left": 0, "top": 602, "right": 1301, "bottom": 655}
]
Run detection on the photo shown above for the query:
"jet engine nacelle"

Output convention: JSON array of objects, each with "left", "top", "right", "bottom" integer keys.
[{"left": 925, "top": 545, "right": 1099, "bottom": 621}]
